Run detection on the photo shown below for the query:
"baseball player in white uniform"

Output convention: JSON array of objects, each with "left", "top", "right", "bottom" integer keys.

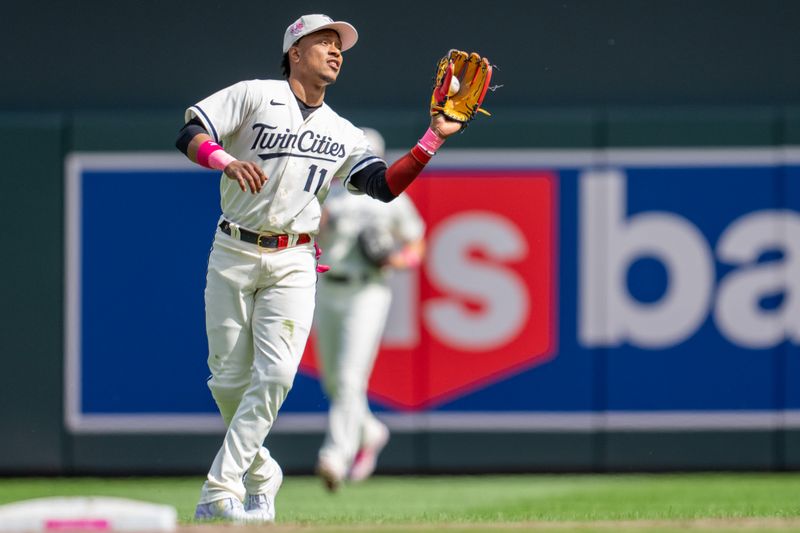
[
  {"left": 314, "top": 128, "right": 425, "bottom": 491},
  {"left": 174, "top": 13, "right": 475, "bottom": 524}
]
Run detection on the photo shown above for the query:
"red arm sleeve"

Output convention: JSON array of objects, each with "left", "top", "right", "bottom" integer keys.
[{"left": 385, "top": 145, "right": 433, "bottom": 197}]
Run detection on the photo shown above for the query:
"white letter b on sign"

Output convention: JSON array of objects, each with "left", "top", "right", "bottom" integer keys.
[{"left": 579, "top": 169, "right": 714, "bottom": 349}]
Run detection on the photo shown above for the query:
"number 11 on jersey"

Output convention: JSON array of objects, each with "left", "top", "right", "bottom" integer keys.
[{"left": 304, "top": 164, "right": 327, "bottom": 194}]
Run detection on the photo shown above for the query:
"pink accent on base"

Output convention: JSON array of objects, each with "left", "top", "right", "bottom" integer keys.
[
  {"left": 45, "top": 519, "right": 110, "bottom": 531},
  {"left": 417, "top": 127, "right": 445, "bottom": 154}
]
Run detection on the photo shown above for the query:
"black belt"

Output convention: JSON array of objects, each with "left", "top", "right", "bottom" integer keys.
[
  {"left": 324, "top": 272, "right": 378, "bottom": 284},
  {"left": 219, "top": 220, "right": 311, "bottom": 249}
]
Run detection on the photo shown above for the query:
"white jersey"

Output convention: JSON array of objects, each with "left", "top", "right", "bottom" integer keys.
[
  {"left": 186, "top": 79, "right": 383, "bottom": 234},
  {"left": 319, "top": 180, "right": 425, "bottom": 279}
]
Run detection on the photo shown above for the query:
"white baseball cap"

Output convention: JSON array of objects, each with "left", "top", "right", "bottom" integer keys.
[{"left": 282, "top": 14, "right": 358, "bottom": 53}]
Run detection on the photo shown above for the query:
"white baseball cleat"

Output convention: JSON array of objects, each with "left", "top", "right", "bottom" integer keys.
[
  {"left": 244, "top": 463, "right": 284, "bottom": 522},
  {"left": 349, "top": 424, "right": 390, "bottom": 482},
  {"left": 194, "top": 497, "right": 252, "bottom": 523},
  {"left": 315, "top": 455, "right": 345, "bottom": 493}
]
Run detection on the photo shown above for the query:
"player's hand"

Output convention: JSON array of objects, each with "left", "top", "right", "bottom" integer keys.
[
  {"left": 429, "top": 114, "right": 463, "bottom": 139},
  {"left": 386, "top": 241, "right": 424, "bottom": 269},
  {"left": 224, "top": 161, "right": 268, "bottom": 194}
]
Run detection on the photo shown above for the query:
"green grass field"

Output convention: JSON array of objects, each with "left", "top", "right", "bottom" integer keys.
[{"left": 0, "top": 473, "right": 799, "bottom": 532}]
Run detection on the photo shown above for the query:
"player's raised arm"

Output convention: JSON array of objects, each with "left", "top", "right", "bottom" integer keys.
[
  {"left": 175, "top": 118, "right": 268, "bottom": 195},
  {"left": 346, "top": 49, "right": 492, "bottom": 202}
]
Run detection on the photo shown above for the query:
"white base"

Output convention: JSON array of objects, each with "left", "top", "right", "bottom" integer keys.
[{"left": 0, "top": 496, "right": 176, "bottom": 531}]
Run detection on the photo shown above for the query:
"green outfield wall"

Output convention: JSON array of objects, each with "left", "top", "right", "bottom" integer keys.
[
  {"left": 2, "top": 107, "right": 800, "bottom": 475},
  {"left": 3, "top": 1, "right": 800, "bottom": 112}
]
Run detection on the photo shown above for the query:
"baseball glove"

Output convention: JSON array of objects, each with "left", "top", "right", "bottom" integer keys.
[
  {"left": 357, "top": 225, "right": 396, "bottom": 268},
  {"left": 430, "top": 49, "right": 493, "bottom": 124}
]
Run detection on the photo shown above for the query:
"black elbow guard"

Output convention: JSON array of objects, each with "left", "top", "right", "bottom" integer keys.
[
  {"left": 175, "top": 118, "right": 208, "bottom": 155},
  {"left": 349, "top": 161, "right": 395, "bottom": 202},
  {"left": 368, "top": 174, "right": 397, "bottom": 203}
]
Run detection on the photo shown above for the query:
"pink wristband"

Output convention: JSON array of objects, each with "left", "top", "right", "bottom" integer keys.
[
  {"left": 196, "top": 140, "right": 237, "bottom": 171},
  {"left": 208, "top": 149, "right": 237, "bottom": 171},
  {"left": 417, "top": 127, "right": 445, "bottom": 155}
]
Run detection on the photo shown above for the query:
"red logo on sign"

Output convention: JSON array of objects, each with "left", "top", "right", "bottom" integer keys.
[{"left": 301, "top": 170, "right": 558, "bottom": 409}]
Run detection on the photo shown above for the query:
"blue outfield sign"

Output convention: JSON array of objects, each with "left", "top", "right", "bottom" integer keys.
[{"left": 64, "top": 149, "right": 800, "bottom": 434}]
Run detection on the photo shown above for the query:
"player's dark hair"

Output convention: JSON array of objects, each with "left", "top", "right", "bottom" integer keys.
[{"left": 281, "top": 53, "right": 290, "bottom": 78}]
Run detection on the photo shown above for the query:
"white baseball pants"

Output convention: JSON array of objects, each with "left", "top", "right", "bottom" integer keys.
[
  {"left": 314, "top": 277, "right": 392, "bottom": 475},
  {"left": 199, "top": 230, "right": 317, "bottom": 504}
]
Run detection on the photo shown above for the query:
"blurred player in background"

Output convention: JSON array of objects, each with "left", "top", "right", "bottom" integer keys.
[{"left": 314, "top": 128, "right": 426, "bottom": 491}]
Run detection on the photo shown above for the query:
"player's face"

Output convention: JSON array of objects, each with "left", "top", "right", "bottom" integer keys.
[{"left": 295, "top": 30, "right": 343, "bottom": 85}]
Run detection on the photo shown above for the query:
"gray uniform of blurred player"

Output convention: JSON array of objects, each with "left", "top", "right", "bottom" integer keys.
[{"left": 314, "top": 129, "right": 425, "bottom": 490}]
